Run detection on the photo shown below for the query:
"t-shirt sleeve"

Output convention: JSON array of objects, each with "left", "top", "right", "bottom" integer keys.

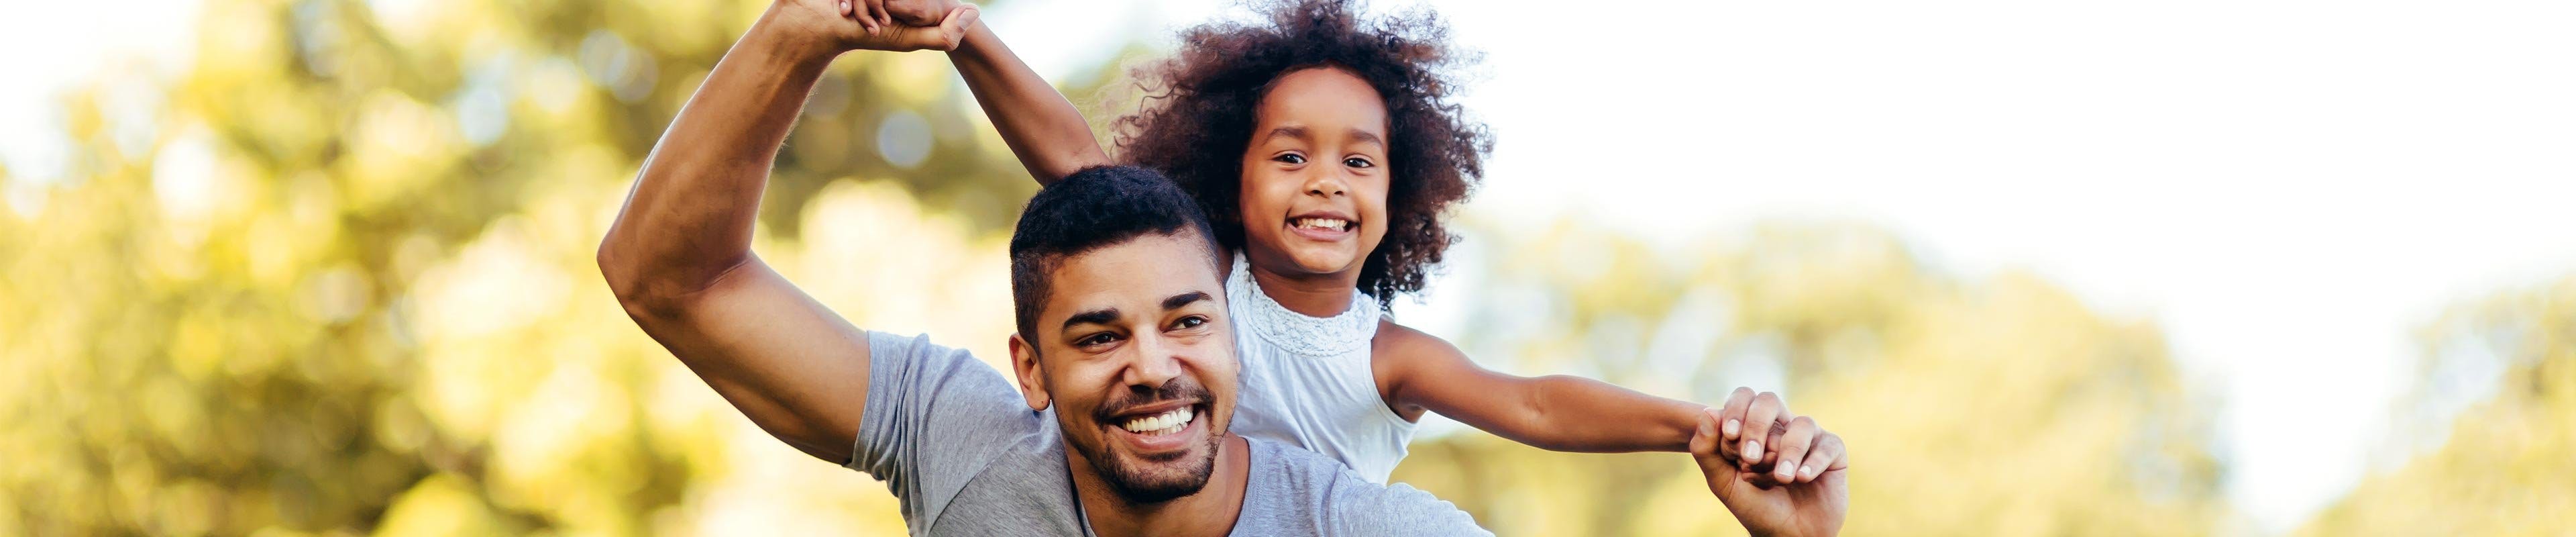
[{"left": 843, "top": 331, "right": 1043, "bottom": 520}]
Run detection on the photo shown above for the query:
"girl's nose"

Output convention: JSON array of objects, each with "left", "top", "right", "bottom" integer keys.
[{"left": 1305, "top": 172, "right": 1348, "bottom": 197}]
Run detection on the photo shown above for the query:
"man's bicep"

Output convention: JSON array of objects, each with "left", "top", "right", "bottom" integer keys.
[{"left": 630, "top": 258, "right": 872, "bottom": 463}]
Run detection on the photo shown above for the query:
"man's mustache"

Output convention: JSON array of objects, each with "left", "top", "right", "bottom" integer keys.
[{"left": 1092, "top": 379, "right": 1212, "bottom": 422}]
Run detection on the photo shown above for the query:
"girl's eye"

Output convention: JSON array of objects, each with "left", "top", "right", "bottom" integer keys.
[
  {"left": 1273, "top": 153, "right": 1307, "bottom": 164},
  {"left": 1342, "top": 156, "right": 1374, "bottom": 168}
]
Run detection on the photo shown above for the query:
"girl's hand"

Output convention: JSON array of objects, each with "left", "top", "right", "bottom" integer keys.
[
  {"left": 855, "top": 1, "right": 973, "bottom": 51},
  {"left": 835, "top": 0, "right": 977, "bottom": 52},
  {"left": 765, "top": 0, "right": 976, "bottom": 58},
  {"left": 1715, "top": 386, "right": 1849, "bottom": 479},
  {"left": 877, "top": 0, "right": 966, "bottom": 28}
]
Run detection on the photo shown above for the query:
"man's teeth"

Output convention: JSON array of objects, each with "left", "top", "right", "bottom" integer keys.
[
  {"left": 1295, "top": 217, "right": 1349, "bottom": 231},
  {"left": 1120, "top": 407, "right": 1196, "bottom": 436}
]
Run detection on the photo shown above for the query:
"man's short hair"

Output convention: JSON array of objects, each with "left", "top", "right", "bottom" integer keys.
[{"left": 1010, "top": 165, "right": 1225, "bottom": 340}]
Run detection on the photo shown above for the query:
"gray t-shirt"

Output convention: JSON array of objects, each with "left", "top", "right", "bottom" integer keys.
[{"left": 845, "top": 332, "right": 1491, "bottom": 536}]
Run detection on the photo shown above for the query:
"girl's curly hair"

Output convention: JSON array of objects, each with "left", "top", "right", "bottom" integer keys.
[{"left": 1113, "top": 0, "right": 1491, "bottom": 309}]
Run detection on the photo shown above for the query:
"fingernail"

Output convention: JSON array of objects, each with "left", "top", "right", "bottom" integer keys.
[
  {"left": 1745, "top": 440, "right": 1761, "bottom": 461},
  {"left": 1775, "top": 467, "right": 1794, "bottom": 481},
  {"left": 1723, "top": 419, "right": 1739, "bottom": 436},
  {"left": 1803, "top": 465, "right": 1819, "bottom": 479}
]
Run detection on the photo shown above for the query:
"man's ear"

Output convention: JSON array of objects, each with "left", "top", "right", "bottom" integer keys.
[{"left": 1008, "top": 334, "right": 1051, "bottom": 411}]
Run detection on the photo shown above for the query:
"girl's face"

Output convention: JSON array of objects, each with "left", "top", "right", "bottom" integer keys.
[{"left": 1236, "top": 66, "right": 1392, "bottom": 281}]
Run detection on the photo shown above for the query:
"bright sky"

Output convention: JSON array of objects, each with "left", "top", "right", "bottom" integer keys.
[
  {"left": 7, "top": 0, "right": 2571, "bottom": 534},
  {"left": 0, "top": 3, "right": 199, "bottom": 193}
]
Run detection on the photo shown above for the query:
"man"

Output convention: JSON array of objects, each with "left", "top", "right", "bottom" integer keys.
[{"left": 596, "top": 1, "right": 1847, "bottom": 534}]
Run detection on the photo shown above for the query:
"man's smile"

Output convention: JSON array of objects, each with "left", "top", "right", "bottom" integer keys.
[{"left": 1103, "top": 401, "right": 1209, "bottom": 456}]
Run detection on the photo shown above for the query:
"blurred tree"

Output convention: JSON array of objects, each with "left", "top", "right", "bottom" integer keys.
[
  {"left": 0, "top": 0, "right": 1083, "bottom": 534},
  {"left": 2296, "top": 276, "right": 2576, "bottom": 536},
  {"left": 1388, "top": 219, "right": 2231, "bottom": 536}
]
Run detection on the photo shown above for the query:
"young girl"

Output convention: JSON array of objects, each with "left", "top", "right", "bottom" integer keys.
[{"left": 860, "top": 0, "right": 1844, "bottom": 487}]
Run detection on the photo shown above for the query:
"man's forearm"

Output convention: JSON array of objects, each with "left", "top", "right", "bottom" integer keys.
[
  {"left": 948, "top": 21, "right": 1110, "bottom": 185},
  {"left": 601, "top": 13, "right": 836, "bottom": 303}
]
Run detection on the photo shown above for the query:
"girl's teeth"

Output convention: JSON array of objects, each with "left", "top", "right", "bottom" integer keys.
[{"left": 1296, "top": 217, "right": 1348, "bottom": 230}]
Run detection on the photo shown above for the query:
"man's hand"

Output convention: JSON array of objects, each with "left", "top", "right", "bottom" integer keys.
[
  {"left": 1692, "top": 391, "right": 1849, "bottom": 536},
  {"left": 763, "top": 0, "right": 977, "bottom": 60}
]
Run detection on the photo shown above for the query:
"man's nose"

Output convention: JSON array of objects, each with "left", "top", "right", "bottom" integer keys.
[{"left": 1122, "top": 331, "right": 1185, "bottom": 389}]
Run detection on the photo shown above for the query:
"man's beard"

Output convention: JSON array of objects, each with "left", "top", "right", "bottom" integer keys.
[{"left": 1067, "top": 380, "right": 1225, "bottom": 504}]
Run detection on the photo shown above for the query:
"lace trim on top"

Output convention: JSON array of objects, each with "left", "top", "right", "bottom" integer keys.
[{"left": 1229, "top": 253, "right": 1381, "bottom": 358}]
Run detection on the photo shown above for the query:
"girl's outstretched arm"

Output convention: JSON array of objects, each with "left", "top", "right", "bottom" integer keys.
[
  {"left": 945, "top": 9, "right": 1113, "bottom": 185},
  {"left": 1372, "top": 319, "right": 1845, "bottom": 486},
  {"left": 1371, "top": 320, "right": 1708, "bottom": 453}
]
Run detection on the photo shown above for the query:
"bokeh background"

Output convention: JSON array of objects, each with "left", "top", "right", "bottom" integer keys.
[{"left": 3, "top": 0, "right": 2571, "bottom": 535}]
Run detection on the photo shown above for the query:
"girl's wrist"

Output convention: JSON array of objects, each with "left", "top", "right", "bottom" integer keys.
[{"left": 1672, "top": 402, "right": 1715, "bottom": 452}]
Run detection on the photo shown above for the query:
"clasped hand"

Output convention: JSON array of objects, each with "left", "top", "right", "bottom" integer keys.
[
  {"left": 1693, "top": 387, "right": 1849, "bottom": 537},
  {"left": 764, "top": 0, "right": 976, "bottom": 56}
]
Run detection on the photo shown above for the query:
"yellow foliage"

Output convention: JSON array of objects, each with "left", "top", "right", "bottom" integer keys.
[
  {"left": 1389, "top": 219, "right": 2227, "bottom": 536},
  {"left": 2297, "top": 277, "right": 2576, "bottom": 536},
  {"left": 0, "top": 0, "right": 1045, "bottom": 534}
]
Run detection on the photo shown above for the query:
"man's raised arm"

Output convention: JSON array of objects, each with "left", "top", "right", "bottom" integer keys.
[{"left": 595, "top": 0, "right": 976, "bottom": 463}]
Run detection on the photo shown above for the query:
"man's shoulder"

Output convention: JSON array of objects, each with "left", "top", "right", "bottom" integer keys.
[
  {"left": 863, "top": 330, "right": 1028, "bottom": 401},
  {"left": 858, "top": 330, "right": 1051, "bottom": 438},
  {"left": 857, "top": 330, "right": 1083, "bottom": 534},
  {"left": 918, "top": 425, "right": 1088, "bottom": 536},
  {"left": 1242, "top": 436, "right": 1422, "bottom": 501},
  {"left": 1240, "top": 436, "right": 1492, "bottom": 536},
  {"left": 1248, "top": 435, "right": 1360, "bottom": 480}
]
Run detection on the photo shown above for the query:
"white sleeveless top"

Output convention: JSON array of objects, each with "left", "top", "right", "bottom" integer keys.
[{"left": 1224, "top": 253, "right": 1419, "bottom": 483}]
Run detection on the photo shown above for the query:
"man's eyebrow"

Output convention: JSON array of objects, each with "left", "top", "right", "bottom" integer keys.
[
  {"left": 1162, "top": 291, "right": 1213, "bottom": 311},
  {"left": 1259, "top": 126, "right": 1311, "bottom": 145},
  {"left": 1061, "top": 307, "right": 1120, "bottom": 330}
]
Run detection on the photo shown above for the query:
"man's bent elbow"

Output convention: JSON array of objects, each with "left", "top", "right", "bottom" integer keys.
[
  {"left": 596, "top": 233, "right": 752, "bottom": 323},
  {"left": 595, "top": 231, "right": 675, "bottom": 319}
]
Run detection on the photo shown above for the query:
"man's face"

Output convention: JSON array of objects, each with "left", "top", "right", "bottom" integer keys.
[{"left": 1008, "top": 232, "right": 1236, "bottom": 504}]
